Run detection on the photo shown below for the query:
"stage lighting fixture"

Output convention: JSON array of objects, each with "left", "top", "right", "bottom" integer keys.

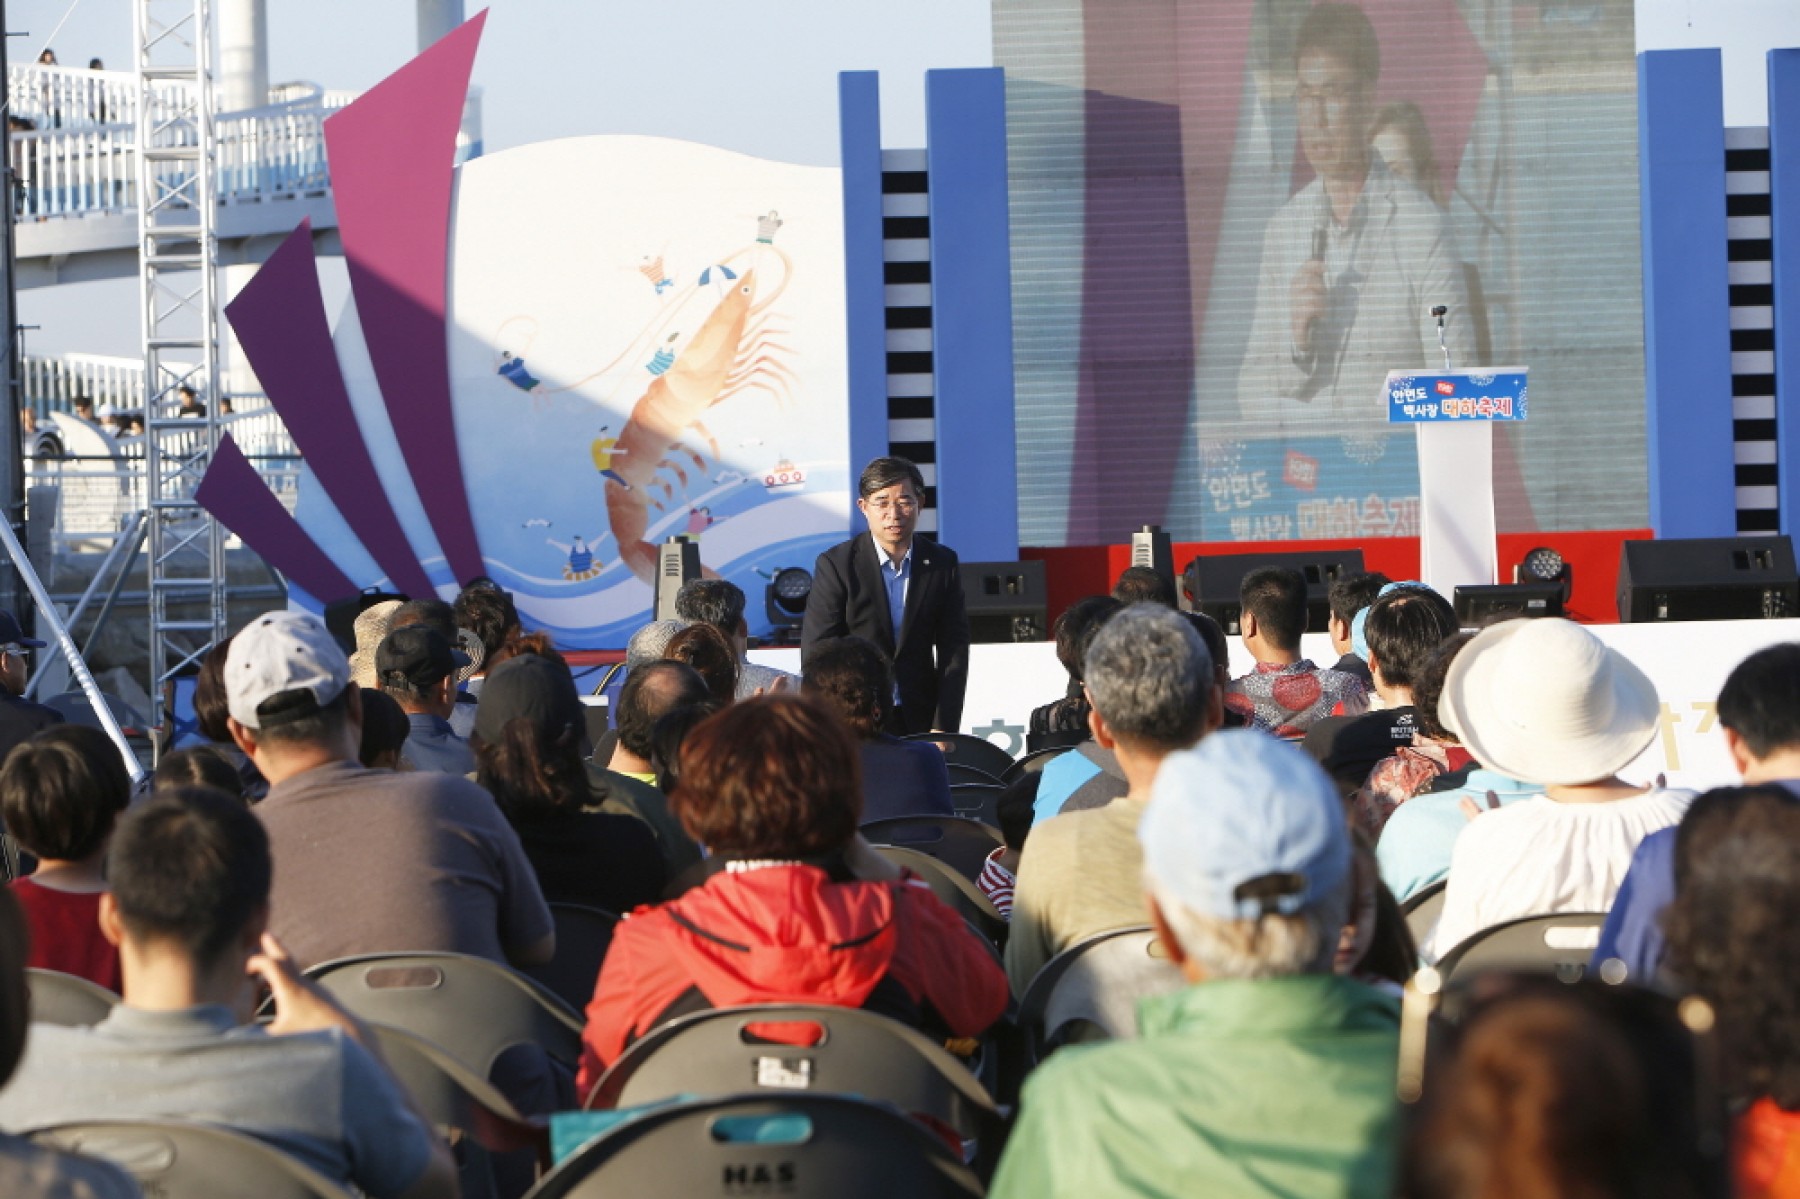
[
  {"left": 764, "top": 566, "right": 813, "bottom": 631},
  {"left": 654, "top": 536, "right": 701, "bottom": 622},
  {"left": 1515, "top": 545, "right": 1571, "bottom": 601}
]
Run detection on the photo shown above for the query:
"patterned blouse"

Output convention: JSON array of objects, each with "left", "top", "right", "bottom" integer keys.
[{"left": 1224, "top": 660, "right": 1369, "bottom": 738}]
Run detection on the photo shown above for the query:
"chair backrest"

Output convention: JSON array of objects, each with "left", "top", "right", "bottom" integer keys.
[
  {"left": 1015, "top": 926, "right": 1183, "bottom": 1063},
  {"left": 520, "top": 903, "right": 619, "bottom": 1012},
  {"left": 947, "top": 783, "right": 1002, "bottom": 828},
  {"left": 901, "top": 732, "right": 1015, "bottom": 779},
  {"left": 869, "top": 845, "right": 1006, "bottom": 947},
  {"left": 32, "top": 1119, "right": 354, "bottom": 1198},
  {"left": 363, "top": 1022, "right": 548, "bottom": 1159},
  {"left": 1436, "top": 912, "right": 1609, "bottom": 984},
  {"left": 1001, "top": 746, "right": 1071, "bottom": 782},
  {"left": 306, "top": 952, "right": 584, "bottom": 1080},
  {"left": 1401, "top": 879, "right": 1448, "bottom": 947},
  {"left": 588, "top": 1004, "right": 998, "bottom": 1140},
  {"left": 943, "top": 762, "right": 1004, "bottom": 787},
  {"left": 528, "top": 1094, "right": 983, "bottom": 1199},
  {"left": 25, "top": 968, "right": 120, "bottom": 1027},
  {"left": 860, "top": 815, "right": 1003, "bottom": 882}
]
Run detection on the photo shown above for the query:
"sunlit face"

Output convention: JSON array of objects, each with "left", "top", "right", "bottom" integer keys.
[
  {"left": 1373, "top": 127, "right": 1418, "bottom": 187},
  {"left": 1296, "top": 49, "right": 1373, "bottom": 183},
  {"left": 858, "top": 481, "right": 920, "bottom": 559}
]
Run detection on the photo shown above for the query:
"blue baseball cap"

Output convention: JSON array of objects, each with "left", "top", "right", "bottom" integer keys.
[
  {"left": 0, "top": 610, "right": 46, "bottom": 649},
  {"left": 1140, "top": 728, "right": 1349, "bottom": 921}
]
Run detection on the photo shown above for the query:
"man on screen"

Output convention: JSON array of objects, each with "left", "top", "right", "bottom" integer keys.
[{"left": 1238, "top": 3, "right": 1471, "bottom": 424}]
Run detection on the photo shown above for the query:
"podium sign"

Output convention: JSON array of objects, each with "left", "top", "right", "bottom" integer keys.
[
  {"left": 1384, "top": 370, "right": 1529, "bottom": 424},
  {"left": 1383, "top": 368, "right": 1530, "bottom": 600}
]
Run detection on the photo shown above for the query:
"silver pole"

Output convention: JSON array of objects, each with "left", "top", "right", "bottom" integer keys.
[
  {"left": 0, "top": 511, "right": 145, "bottom": 781},
  {"left": 26, "top": 509, "right": 146, "bottom": 696}
]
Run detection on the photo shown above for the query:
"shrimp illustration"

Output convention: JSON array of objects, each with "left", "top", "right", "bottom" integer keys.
[{"left": 605, "top": 247, "right": 797, "bottom": 583}]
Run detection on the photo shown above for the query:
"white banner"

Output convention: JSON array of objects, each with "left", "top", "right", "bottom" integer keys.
[{"left": 755, "top": 617, "right": 1800, "bottom": 790}]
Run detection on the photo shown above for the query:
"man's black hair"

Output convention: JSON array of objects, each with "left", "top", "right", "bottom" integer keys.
[
  {"left": 1112, "top": 566, "right": 1177, "bottom": 609},
  {"left": 616, "top": 660, "right": 711, "bottom": 762},
  {"left": 1718, "top": 643, "right": 1800, "bottom": 761},
  {"left": 253, "top": 684, "right": 356, "bottom": 748},
  {"left": 108, "top": 787, "right": 271, "bottom": 967},
  {"left": 389, "top": 598, "right": 456, "bottom": 640},
  {"left": 453, "top": 584, "right": 519, "bottom": 663},
  {"left": 1240, "top": 566, "right": 1308, "bottom": 651},
  {"left": 0, "top": 725, "right": 131, "bottom": 861},
  {"left": 1363, "top": 587, "right": 1459, "bottom": 691},
  {"left": 1328, "top": 571, "right": 1391, "bottom": 627},
  {"left": 1053, "top": 596, "right": 1122, "bottom": 683},
  {"left": 674, "top": 579, "right": 748, "bottom": 637},
  {"left": 858, "top": 456, "right": 925, "bottom": 500}
]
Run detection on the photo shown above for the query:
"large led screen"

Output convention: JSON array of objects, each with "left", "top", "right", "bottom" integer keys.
[{"left": 996, "top": 0, "right": 1642, "bottom": 545}]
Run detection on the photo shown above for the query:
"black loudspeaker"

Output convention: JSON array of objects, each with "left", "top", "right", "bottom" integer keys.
[
  {"left": 1617, "top": 536, "right": 1799, "bottom": 622},
  {"left": 322, "top": 587, "right": 409, "bottom": 654},
  {"left": 1181, "top": 550, "right": 1366, "bottom": 635},
  {"left": 1454, "top": 583, "right": 1564, "bottom": 623},
  {"left": 959, "top": 560, "right": 1048, "bottom": 644},
  {"left": 654, "top": 537, "right": 701, "bottom": 622}
]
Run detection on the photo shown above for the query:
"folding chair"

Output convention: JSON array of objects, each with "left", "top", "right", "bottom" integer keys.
[
  {"left": 525, "top": 1094, "right": 983, "bottom": 1199},
  {"left": 901, "top": 732, "right": 1015, "bottom": 779},
  {"left": 944, "top": 762, "right": 1004, "bottom": 787},
  {"left": 304, "top": 953, "right": 584, "bottom": 1098},
  {"left": 1001, "top": 745, "right": 1071, "bottom": 782},
  {"left": 1015, "top": 926, "right": 1183, "bottom": 1064},
  {"left": 25, "top": 967, "right": 120, "bottom": 1027},
  {"left": 861, "top": 815, "right": 1003, "bottom": 882},
  {"left": 1401, "top": 878, "right": 1448, "bottom": 948},
  {"left": 948, "top": 783, "right": 1002, "bottom": 828},
  {"left": 1435, "top": 912, "right": 1609, "bottom": 984},
  {"left": 870, "top": 845, "right": 1007, "bottom": 948},
  {"left": 520, "top": 903, "right": 619, "bottom": 1012},
  {"left": 32, "top": 1119, "right": 353, "bottom": 1198},
  {"left": 586, "top": 1004, "right": 999, "bottom": 1146}
]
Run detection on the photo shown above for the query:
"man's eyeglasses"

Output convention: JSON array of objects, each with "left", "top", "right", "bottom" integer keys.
[{"left": 866, "top": 498, "right": 919, "bottom": 515}]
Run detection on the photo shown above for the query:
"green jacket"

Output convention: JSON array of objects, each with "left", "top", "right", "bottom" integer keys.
[{"left": 990, "top": 974, "right": 1401, "bottom": 1199}]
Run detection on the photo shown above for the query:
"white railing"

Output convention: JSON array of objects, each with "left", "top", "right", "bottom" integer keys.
[
  {"left": 8, "top": 64, "right": 142, "bottom": 132},
  {"left": 22, "top": 353, "right": 154, "bottom": 415}
]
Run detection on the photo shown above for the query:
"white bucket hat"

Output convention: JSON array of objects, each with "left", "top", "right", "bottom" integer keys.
[{"left": 1439, "top": 617, "right": 1660, "bottom": 787}]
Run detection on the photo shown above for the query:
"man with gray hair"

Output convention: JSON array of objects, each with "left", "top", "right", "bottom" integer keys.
[
  {"left": 1004, "top": 605, "right": 1222, "bottom": 993},
  {"left": 990, "top": 730, "right": 1401, "bottom": 1199},
  {"left": 625, "top": 619, "right": 687, "bottom": 671}
]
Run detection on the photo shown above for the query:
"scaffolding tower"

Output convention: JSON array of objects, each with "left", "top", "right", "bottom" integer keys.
[{"left": 134, "top": 0, "right": 226, "bottom": 754}]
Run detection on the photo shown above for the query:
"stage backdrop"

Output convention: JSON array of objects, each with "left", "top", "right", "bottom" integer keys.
[
  {"left": 996, "top": 0, "right": 1643, "bottom": 546},
  {"left": 296, "top": 135, "right": 850, "bottom": 645}
]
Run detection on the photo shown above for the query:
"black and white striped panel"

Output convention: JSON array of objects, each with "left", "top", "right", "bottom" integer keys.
[
  {"left": 1726, "top": 126, "right": 1779, "bottom": 535},
  {"left": 881, "top": 147, "right": 939, "bottom": 535}
]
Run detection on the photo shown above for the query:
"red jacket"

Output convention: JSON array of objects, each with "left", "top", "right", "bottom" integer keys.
[{"left": 577, "top": 863, "right": 1009, "bottom": 1097}]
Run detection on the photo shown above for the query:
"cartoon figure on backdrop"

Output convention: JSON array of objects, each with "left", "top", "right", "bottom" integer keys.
[
  {"left": 496, "top": 349, "right": 543, "bottom": 394},
  {"left": 591, "top": 426, "right": 631, "bottom": 490},
  {"left": 685, "top": 507, "right": 717, "bottom": 538},
  {"left": 546, "top": 533, "right": 606, "bottom": 581},
  {"left": 602, "top": 213, "right": 799, "bottom": 585},
  {"left": 646, "top": 332, "right": 680, "bottom": 376},
  {"left": 756, "top": 211, "right": 782, "bottom": 244},
  {"left": 639, "top": 253, "right": 674, "bottom": 296}
]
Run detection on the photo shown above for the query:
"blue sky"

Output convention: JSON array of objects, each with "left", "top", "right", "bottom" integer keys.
[{"left": 9, "top": 0, "right": 1800, "bottom": 358}]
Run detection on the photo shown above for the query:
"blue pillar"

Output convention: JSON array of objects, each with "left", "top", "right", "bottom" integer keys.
[
  {"left": 838, "top": 71, "right": 890, "bottom": 531},
  {"left": 925, "top": 67, "right": 1020, "bottom": 561},
  {"left": 1771, "top": 49, "right": 1800, "bottom": 537},
  {"left": 1637, "top": 49, "right": 1737, "bottom": 538}
]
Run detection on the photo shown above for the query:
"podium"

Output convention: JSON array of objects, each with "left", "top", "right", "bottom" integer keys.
[{"left": 1384, "top": 369, "right": 1529, "bottom": 597}]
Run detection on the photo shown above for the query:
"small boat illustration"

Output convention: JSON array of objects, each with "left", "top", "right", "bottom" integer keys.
[{"left": 763, "top": 458, "right": 807, "bottom": 490}]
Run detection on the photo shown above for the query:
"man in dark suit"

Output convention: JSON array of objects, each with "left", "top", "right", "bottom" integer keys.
[
  {"left": 801, "top": 457, "right": 970, "bottom": 735},
  {"left": 0, "top": 610, "right": 58, "bottom": 761}
]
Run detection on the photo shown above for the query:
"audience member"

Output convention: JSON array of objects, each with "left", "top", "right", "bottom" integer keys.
[
  {"left": 0, "top": 611, "right": 59, "bottom": 762},
  {"left": 0, "top": 887, "right": 141, "bottom": 1197},
  {"left": 624, "top": 619, "right": 686, "bottom": 671},
  {"left": 387, "top": 598, "right": 482, "bottom": 737},
  {"left": 227, "top": 611, "right": 553, "bottom": 971},
  {"left": 1662, "top": 785, "right": 1800, "bottom": 1198},
  {"left": 1181, "top": 609, "right": 1249, "bottom": 728},
  {"left": 1305, "top": 585, "right": 1462, "bottom": 827},
  {"left": 195, "top": 637, "right": 267, "bottom": 800},
  {"left": 345, "top": 599, "right": 402, "bottom": 691},
  {"left": 473, "top": 654, "right": 664, "bottom": 913},
  {"left": 647, "top": 700, "right": 720, "bottom": 796},
  {"left": 977, "top": 772, "right": 1040, "bottom": 921},
  {"left": 596, "top": 660, "right": 708, "bottom": 877},
  {"left": 0, "top": 788, "right": 457, "bottom": 1197},
  {"left": 1337, "top": 833, "right": 1416, "bottom": 991},
  {"left": 1027, "top": 595, "right": 1120, "bottom": 751},
  {"left": 1, "top": 726, "right": 128, "bottom": 990},
  {"left": 674, "top": 578, "right": 798, "bottom": 698},
  {"left": 1006, "top": 605, "right": 1221, "bottom": 994},
  {"left": 175, "top": 385, "right": 204, "bottom": 418},
  {"left": 1426, "top": 618, "right": 1691, "bottom": 958},
  {"left": 802, "top": 635, "right": 954, "bottom": 822},
  {"left": 991, "top": 730, "right": 1400, "bottom": 1199},
  {"left": 663, "top": 623, "right": 739, "bottom": 707},
  {"left": 574, "top": 695, "right": 1009, "bottom": 1092},
  {"left": 1596, "top": 642, "right": 1800, "bottom": 982},
  {"left": 1374, "top": 633, "right": 1532, "bottom": 903},
  {"left": 1326, "top": 571, "right": 1390, "bottom": 688},
  {"left": 152, "top": 744, "right": 244, "bottom": 799},
  {"left": 356, "top": 687, "right": 412, "bottom": 770},
  {"left": 452, "top": 581, "right": 521, "bottom": 696},
  {"left": 375, "top": 625, "right": 475, "bottom": 775},
  {"left": 1225, "top": 567, "right": 1367, "bottom": 735},
  {"left": 1111, "top": 565, "right": 1177, "bottom": 609},
  {"left": 1400, "top": 977, "right": 1729, "bottom": 1199}
]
